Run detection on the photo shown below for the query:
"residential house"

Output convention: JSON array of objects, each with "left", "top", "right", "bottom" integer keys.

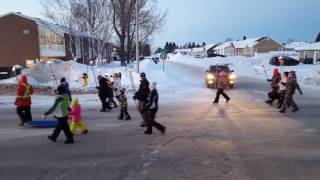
[
  {"left": 296, "top": 42, "right": 320, "bottom": 64},
  {"left": 0, "top": 12, "right": 110, "bottom": 70},
  {"left": 284, "top": 42, "right": 308, "bottom": 51},
  {"left": 212, "top": 37, "right": 283, "bottom": 57}
]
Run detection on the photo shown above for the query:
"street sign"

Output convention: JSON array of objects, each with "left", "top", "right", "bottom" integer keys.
[{"left": 160, "top": 52, "right": 167, "bottom": 60}]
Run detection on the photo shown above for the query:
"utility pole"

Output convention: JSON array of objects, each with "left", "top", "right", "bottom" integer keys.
[{"left": 135, "top": 0, "right": 139, "bottom": 73}]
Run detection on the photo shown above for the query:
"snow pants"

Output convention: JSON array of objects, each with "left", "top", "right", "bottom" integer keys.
[
  {"left": 17, "top": 106, "right": 32, "bottom": 124},
  {"left": 146, "top": 109, "right": 165, "bottom": 133},
  {"left": 70, "top": 121, "right": 88, "bottom": 134}
]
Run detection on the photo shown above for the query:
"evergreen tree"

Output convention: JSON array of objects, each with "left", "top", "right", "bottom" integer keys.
[
  {"left": 173, "top": 42, "right": 177, "bottom": 51},
  {"left": 316, "top": 32, "right": 320, "bottom": 42},
  {"left": 165, "top": 42, "right": 169, "bottom": 51},
  {"left": 192, "top": 42, "right": 196, "bottom": 48},
  {"left": 202, "top": 42, "right": 206, "bottom": 47},
  {"left": 196, "top": 44, "right": 200, "bottom": 48},
  {"left": 243, "top": 36, "right": 247, "bottom": 40},
  {"left": 188, "top": 42, "right": 192, "bottom": 49}
]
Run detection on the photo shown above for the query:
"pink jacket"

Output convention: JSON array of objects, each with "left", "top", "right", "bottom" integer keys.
[{"left": 69, "top": 104, "right": 82, "bottom": 123}]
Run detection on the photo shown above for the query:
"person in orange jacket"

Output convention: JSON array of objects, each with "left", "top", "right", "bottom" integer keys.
[{"left": 15, "top": 75, "right": 33, "bottom": 126}]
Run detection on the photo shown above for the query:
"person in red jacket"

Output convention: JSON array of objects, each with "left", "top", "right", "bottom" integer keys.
[{"left": 15, "top": 75, "right": 33, "bottom": 126}]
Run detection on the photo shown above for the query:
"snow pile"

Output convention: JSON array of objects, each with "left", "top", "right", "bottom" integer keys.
[
  {"left": 304, "top": 70, "right": 320, "bottom": 85},
  {"left": 0, "top": 60, "right": 140, "bottom": 91}
]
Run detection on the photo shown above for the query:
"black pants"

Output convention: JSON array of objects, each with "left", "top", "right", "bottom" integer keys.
[
  {"left": 16, "top": 106, "right": 32, "bottom": 124},
  {"left": 278, "top": 91, "right": 286, "bottom": 108},
  {"left": 119, "top": 107, "right": 131, "bottom": 118},
  {"left": 268, "top": 91, "right": 280, "bottom": 103},
  {"left": 109, "top": 97, "right": 117, "bottom": 107},
  {"left": 138, "top": 101, "right": 148, "bottom": 125},
  {"left": 51, "top": 117, "right": 74, "bottom": 141},
  {"left": 100, "top": 97, "right": 111, "bottom": 111},
  {"left": 214, "top": 88, "right": 230, "bottom": 103},
  {"left": 146, "top": 109, "right": 165, "bottom": 133}
]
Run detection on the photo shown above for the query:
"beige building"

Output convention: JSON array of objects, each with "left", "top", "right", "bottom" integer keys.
[{"left": 296, "top": 42, "right": 320, "bottom": 64}]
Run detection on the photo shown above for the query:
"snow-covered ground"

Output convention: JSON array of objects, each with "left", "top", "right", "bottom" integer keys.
[{"left": 168, "top": 52, "right": 320, "bottom": 88}]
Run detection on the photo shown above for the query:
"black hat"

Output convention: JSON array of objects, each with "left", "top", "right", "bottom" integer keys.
[
  {"left": 57, "top": 85, "right": 66, "bottom": 95},
  {"left": 140, "top": 72, "right": 146, "bottom": 78},
  {"left": 60, "top": 77, "right": 66, "bottom": 83}
]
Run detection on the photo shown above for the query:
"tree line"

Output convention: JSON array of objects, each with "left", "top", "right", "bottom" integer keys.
[{"left": 42, "top": 0, "right": 167, "bottom": 65}]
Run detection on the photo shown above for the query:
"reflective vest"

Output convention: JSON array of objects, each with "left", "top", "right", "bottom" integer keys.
[{"left": 17, "top": 83, "right": 31, "bottom": 99}]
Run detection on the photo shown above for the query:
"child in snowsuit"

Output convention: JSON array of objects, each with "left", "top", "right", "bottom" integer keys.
[
  {"left": 118, "top": 88, "right": 131, "bottom": 120},
  {"left": 45, "top": 85, "right": 74, "bottom": 144},
  {"left": 69, "top": 98, "right": 88, "bottom": 135}
]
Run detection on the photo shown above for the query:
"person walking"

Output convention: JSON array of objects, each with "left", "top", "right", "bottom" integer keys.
[
  {"left": 105, "top": 75, "right": 117, "bottom": 108},
  {"left": 134, "top": 72, "right": 150, "bottom": 127},
  {"left": 144, "top": 82, "right": 166, "bottom": 135},
  {"left": 60, "top": 77, "right": 72, "bottom": 101},
  {"left": 118, "top": 88, "right": 131, "bottom": 120},
  {"left": 279, "top": 71, "right": 303, "bottom": 113},
  {"left": 265, "top": 68, "right": 281, "bottom": 105},
  {"left": 69, "top": 98, "right": 88, "bottom": 135},
  {"left": 15, "top": 75, "right": 33, "bottom": 126},
  {"left": 97, "top": 75, "right": 111, "bottom": 112},
  {"left": 45, "top": 85, "right": 74, "bottom": 144},
  {"left": 213, "top": 71, "right": 230, "bottom": 103}
]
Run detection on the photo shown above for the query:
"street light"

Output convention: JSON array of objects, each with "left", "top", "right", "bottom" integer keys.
[{"left": 135, "top": 0, "right": 139, "bottom": 73}]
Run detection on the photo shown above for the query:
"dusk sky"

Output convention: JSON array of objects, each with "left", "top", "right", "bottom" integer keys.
[{"left": 1, "top": 0, "right": 319, "bottom": 47}]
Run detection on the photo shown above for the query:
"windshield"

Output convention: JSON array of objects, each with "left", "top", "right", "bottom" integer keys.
[{"left": 209, "top": 66, "right": 230, "bottom": 73}]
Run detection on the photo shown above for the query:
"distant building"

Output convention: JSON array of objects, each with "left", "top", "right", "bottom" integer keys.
[
  {"left": 213, "top": 37, "right": 283, "bottom": 57},
  {"left": 0, "top": 12, "right": 111, "bottom": 69},
  {"left": 284, "top": 42, "right": 309, "bottom": 51},
  {"left": 296, "top": 42, "right": 320, "bottom": 64}
]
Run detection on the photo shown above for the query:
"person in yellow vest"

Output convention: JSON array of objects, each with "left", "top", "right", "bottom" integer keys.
[
  {"left": 15, "top": 75, "right": 33, "bottom": 126},
  {"left": 81, "top": 73, "right": 89, "bottom": 87}
]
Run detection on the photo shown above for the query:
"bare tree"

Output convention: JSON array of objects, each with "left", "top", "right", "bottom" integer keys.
[
  {"left": 42, "top": 0, "right": 114, "bottom": 65},
  {"left": 110, "top": 0, "right": 167, "bottom": 65}
]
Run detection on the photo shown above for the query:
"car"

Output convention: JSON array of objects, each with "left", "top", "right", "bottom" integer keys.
[
  {"left": 207, "top": 53, "right": 226, "bottom": 58},
  {"left": 205, "top": 64, "right": 236, "bottom": 89},
  {"left": 303, "top": 58, "right": 314, "bottom": 64},
  {"left": 269, "top": 56, "right": 299, "bottom": 66}
]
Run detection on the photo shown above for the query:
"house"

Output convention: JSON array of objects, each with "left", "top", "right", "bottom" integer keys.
[
  {"left": 296, "top": 42, "right": 320, "bottom": 64},
  {"left": 0, "top": 12, "right": 110, "bottom": 70},
  {"left": 212, "top": 36, "right": 283, "bottom": 57},
  {"left": 284, "top": 42, "right": 309, "bottom": 51}
]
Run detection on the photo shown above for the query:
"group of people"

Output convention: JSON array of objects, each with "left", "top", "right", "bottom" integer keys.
[
  {"left": 265, "top": 68, "right": 303, "bottom": 113},
  {"left": 15, "top": 71, "right": 166, "bottom": 145}
]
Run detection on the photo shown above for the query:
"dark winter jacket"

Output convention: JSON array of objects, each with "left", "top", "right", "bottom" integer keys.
[
  {"left": 217, "top": 76, "right": 228, "bottom": 89},
  {"left": 285, "top": 78, "right": 303, "bottom": 97},
  {"left": 97, "top": 77, "right": 109, "bottom": 98},
  {"left": 134, "top": 79, "right": 150, "bottom": 101},
  {"left": 268, "top": 74, "right": 281, "bottom": 91},
  {"left": 146, "top": 89, "right": 158, "bottom": 111}
]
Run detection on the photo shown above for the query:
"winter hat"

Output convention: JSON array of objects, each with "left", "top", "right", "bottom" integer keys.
[
  {"left": 273, "top": 68, "right": 279, "bottom": 76},
  {"left": 97, "top": 75, "right": 103, "bottom": 80},
  {"left": 60, "top": 77, "right": 66, "bottom": 83},
  {"left": 289, "top": 71, "right": 296, "bottom": 78},
  {"left": 219, "top": 71, "right": 226, "bottom": 77},
  {"left": 72, "top": 98, "right": 79, "bottom": 106},
  {"left": 19, "top": 75, "right": 27, "bottom": 84},
  {"left": 140, "top": 72, "right": 146, "bottom": 78},
  {"left": 57, "top": 84, "right": 66, "bottom": 95}
]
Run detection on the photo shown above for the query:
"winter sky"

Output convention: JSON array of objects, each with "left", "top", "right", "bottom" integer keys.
[{"left": 0, "top": 0, "right": 320, "bottom": 47}]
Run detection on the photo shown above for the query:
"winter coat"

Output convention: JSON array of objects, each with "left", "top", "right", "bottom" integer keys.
[
  {"left": 285, "top": 78, "right": 303, "bottom": 98},
  {"left": 118, "top": 93, "right": 128, "bottom": 108},
  {"left": 269, "top": 74, "right": 281, "bottom": 91},
  {"left": 113, "top": 79, "right": 121, "bottom": 96},
  {"left": 70, "top": 103, "right": 82, "bottom": 123},
  {"left": 134, "top": 79, "right": 150, "bottom": 101},
  {"left": 15, "top": 76, "right": 33, "bottom": 107},
  {"left": 279, "top": 76, "right": 287, "bottom": 91},
  {"left": 217, "top": 76, "right": 228, "bottom": 89},
  {"left": 45, "top": 94, "right": 70, "bottom": 118},
  {"left": 64, "top": 82, "right": 72, "bottom": 100},
  {"left": 98, "top": 77, "right": 109, "bottom": 98},
  {"left": 146, "top": 89, "right": 158, "bottom": 111}
]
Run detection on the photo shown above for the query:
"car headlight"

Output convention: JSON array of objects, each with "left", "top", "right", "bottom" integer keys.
[
  {"left": 229, "top": 74, "right": 236, "bottom": 80},
  {"left": 207, "top": 74, "right": 215, "bottom": 79}
]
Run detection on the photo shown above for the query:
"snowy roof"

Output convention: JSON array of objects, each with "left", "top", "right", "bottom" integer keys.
[
  {"left": 214, "top": 41, "right": 233, "bottom": 50},
  {"left": 295, "top": 42, "right": 320, "bottom": 51},
  {"left": 232, "top": 38, "right": 261, "bottom": 48},
  {"left": 284, "top": 42, "right": 309, "bottom": 49}
]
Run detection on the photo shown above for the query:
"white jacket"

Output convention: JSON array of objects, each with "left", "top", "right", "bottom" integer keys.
[
  {"left": 113, "top": 79, "right": 121, "bottom": 96},
  {"left": 279, "top": 77, "right": 287, "bottom": 91}
]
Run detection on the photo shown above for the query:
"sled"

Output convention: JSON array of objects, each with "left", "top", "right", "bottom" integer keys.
[{"left": 30, "top": 119, "right": 57, "bottom": 128}]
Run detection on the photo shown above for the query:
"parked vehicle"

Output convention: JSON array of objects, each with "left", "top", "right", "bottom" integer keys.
[
  {"left": 207, "top": 53, "right": 226, "bottom": 58},
  {"left": 205, "top": 64, "right": 236, "bottom": 89},
  {"left": 303, "top": 58, "right": 314, "bottom": 64},
  {"left": 269, "top": 56, "right": 299, "bottom": 66}
]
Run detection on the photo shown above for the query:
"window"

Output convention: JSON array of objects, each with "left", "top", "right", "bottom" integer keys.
[{"left": 22, "top": 30, "right": 30, "bottom": 35}]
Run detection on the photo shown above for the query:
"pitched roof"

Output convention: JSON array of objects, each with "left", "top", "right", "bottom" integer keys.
[
  {"left": 284, "top": 42, "right": 309, "bottom": 49},
  {"left": 295, "top": 42, "right": 320, "bottom": 51}
]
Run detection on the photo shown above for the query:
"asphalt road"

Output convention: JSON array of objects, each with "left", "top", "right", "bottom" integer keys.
[{"left": 0, "top": 61, "right": 320, "bottom": 180}]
